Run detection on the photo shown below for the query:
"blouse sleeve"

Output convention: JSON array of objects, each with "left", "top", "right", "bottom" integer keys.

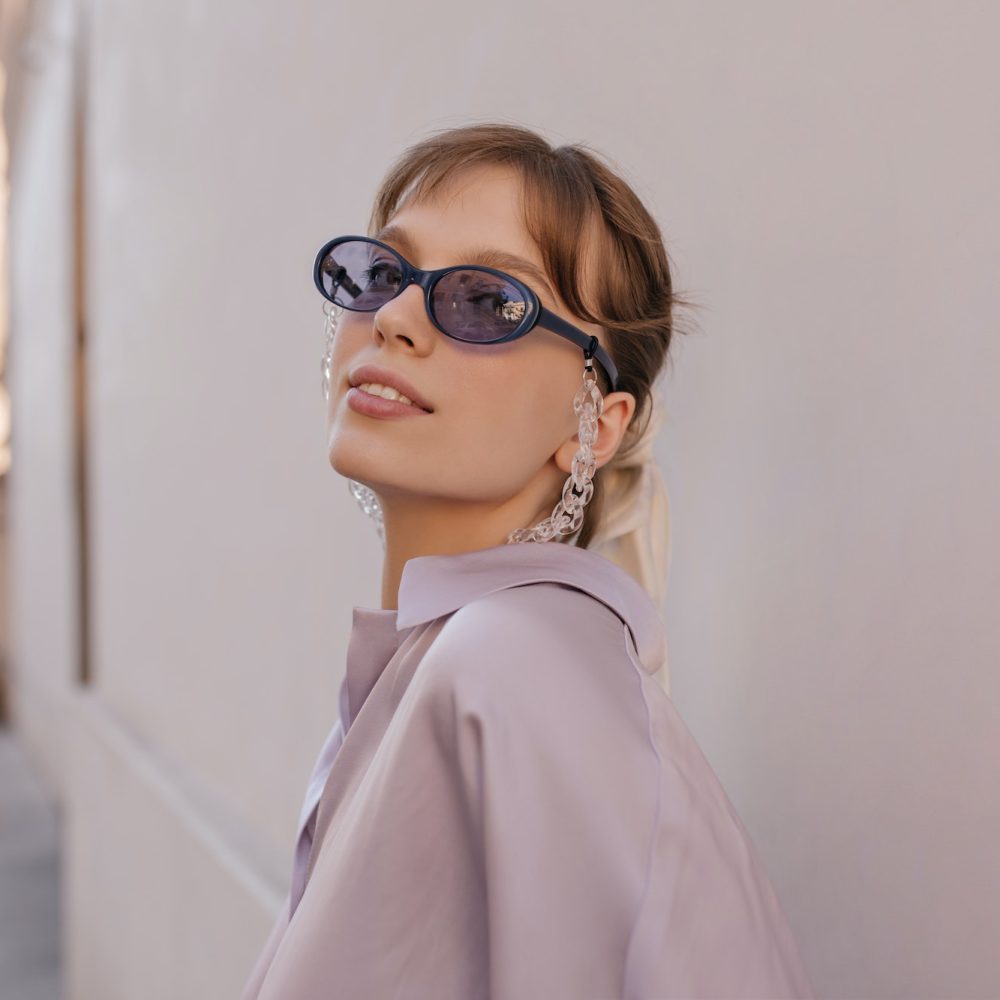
[
  {"left": 422, "top": 590, "right": 664, "bottom": 1000},
  {"left": 422, "top": 588, "right": 815, "bottom": 1000}
]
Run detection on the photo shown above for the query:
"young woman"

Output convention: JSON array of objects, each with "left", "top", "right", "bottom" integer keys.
[{"left": 241, "top": 123, "right": 815, "bottom": 999}]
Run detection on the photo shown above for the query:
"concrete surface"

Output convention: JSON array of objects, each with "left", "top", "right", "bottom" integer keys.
[{"left": 0, "top": 724, "right": 61, "bottom": 1000}]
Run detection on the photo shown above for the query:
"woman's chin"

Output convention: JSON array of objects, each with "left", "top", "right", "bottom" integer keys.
[{"left": 326, "top": 442, "right": 391, "bottom": 486}]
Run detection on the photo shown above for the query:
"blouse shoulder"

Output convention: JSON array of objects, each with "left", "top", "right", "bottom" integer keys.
[
  {"left": 426, "top": 578, "right": 636, "bottom": 676},
  {"left": 414, "top": 580, "right": 654, "bottom": 753}
]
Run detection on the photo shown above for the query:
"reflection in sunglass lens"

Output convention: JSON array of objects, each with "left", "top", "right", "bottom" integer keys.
[
  {"left": 432, "top": 269, "right": 528, "bottom": 343},
  {"left": 318, "top": 240, "right": 403, "bottom": 310}
]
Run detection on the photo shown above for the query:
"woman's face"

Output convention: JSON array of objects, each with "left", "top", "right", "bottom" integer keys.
[{"left": 325, "top": 162, "right": 634, "bottom": 549}]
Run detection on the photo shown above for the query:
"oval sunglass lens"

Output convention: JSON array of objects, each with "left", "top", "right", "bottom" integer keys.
[
  {"left": 432, "top": 269, "right": 527, "bottom": 342},
  {"left": 319, "top": 240, "right": 402, "bottom": 310}
]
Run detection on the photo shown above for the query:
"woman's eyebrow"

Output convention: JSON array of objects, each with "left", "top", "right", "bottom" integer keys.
[
  {"left": 464, "top": 247, "right": 558, "bottom": 303},
  {"left": 373, "top": 224, "right": 558, "bottom": 303},
  {"left": 372, "top": 223, "right": 415, "bottom": 256}
]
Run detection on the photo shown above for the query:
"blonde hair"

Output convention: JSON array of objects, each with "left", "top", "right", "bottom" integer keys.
[{"left": 369, "top": 122, "right": 698, "bottom": 689}]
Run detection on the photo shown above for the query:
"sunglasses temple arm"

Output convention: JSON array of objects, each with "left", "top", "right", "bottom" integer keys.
[{"left": 536, "top": 307, "right": 620, "bottom": 393}]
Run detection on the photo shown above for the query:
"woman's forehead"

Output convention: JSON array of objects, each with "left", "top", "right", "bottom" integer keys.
[{"left": 386, "top": 166, "right": 531, "bottom": 249}]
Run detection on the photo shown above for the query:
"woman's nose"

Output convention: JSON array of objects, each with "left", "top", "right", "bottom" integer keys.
[{"left": 373, "top": 283, "right": 432, "bottom": 340}]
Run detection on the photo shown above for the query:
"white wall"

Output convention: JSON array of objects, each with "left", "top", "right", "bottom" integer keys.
[
  {"left": 6, "top": 0, "right": 80, "bottom": 792},
  {"left": 6, "top": 1, "right": 999, "bottom": 997}
]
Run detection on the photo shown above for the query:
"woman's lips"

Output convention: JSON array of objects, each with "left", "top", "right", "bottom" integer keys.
[{"left": 346, "top": 386, "right": 432, "bottom": 419}]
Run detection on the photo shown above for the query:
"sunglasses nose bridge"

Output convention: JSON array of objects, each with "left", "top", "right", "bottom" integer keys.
[
  {"left": 402, "top": 266, "right": 434, "bottom": 290},
  {"left": 384, "top": 272, "right": 430, "bottom": 314}
]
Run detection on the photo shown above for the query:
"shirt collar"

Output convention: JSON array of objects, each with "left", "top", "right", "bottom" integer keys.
[{"left": 394, "top": 540, "right": 667, "bottom": 675}]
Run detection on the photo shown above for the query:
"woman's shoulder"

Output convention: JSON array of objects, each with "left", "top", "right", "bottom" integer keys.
[
  {"left": 426, "top": 579, "right": 637, "bottom": 681},
  {"left": 411, "top": 580, "right": 656, "bottom": 745},
  {"left": 396, "top": 540, "right": 668, "bottom": 680}
]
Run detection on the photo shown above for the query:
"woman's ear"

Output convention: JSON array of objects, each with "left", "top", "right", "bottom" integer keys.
[{"left": 553, "top": 390, "right": 637, "bottom": 475}]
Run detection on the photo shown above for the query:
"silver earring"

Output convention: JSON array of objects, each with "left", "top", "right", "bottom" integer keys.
[
  {"left": 321, "top": 302, "right": 388, "bottom": 545},
  {"left": 320, "top": 300, "right": 341, "bottom": 402},
  {"left": 348, "top": 479, "right": 385, "bottom": 545},
  {"left": 506, "top": 351, "right": 603, "bottom": 544}
]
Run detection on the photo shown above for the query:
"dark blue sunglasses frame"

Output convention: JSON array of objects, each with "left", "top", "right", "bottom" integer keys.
[{"left": 313, "top": 235, "right": 620, "bottom": 394}]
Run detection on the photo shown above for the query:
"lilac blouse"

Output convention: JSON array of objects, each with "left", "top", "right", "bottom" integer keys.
[{"left": 240, "top": 540, "right": 814, "bottom": 999}]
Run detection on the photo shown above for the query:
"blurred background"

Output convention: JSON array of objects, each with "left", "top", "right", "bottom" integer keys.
[{"left": 0, "top": 1, "right": 997, "bottom": 998}]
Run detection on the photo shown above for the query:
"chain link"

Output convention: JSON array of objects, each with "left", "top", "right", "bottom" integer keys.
[{"left": 506, "top": 359, "right": 603, "bottom": 544}]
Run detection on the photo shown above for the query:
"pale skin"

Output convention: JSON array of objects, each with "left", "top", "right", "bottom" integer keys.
[{"left": 325, "top": 163, "right": 636, "bottom": 610}]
